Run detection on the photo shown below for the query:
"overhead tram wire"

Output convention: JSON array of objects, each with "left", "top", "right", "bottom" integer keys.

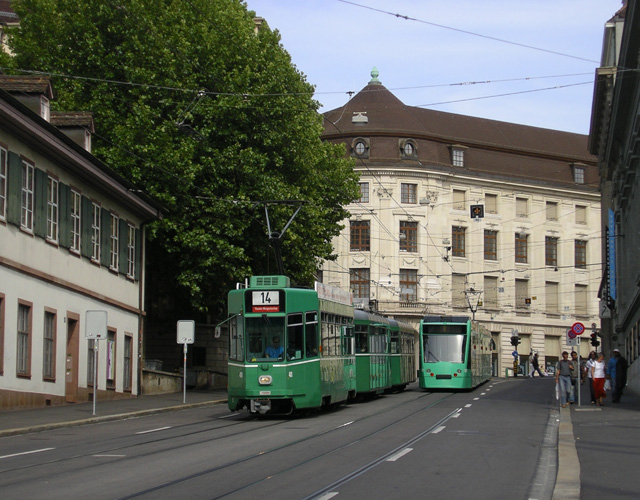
[{"left": 337, "top": 0, "right": 601, "bottom": 64}]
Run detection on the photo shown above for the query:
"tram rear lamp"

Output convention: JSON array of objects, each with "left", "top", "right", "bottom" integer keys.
[
  {"left": 430, "top": 373, "right": 435, "bottom": 377},
  {"left": 453, "top": 373, "right": 457, "bottom": 377},
  {"left": 258, "top": 375, "right": 273, "bottom": 385}
]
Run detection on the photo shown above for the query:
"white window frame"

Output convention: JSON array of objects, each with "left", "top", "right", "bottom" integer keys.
[
  {"left": 71, "top": 190, "right": 81, "bottom": 253},
  {"left": 47, "top": 176, "right": 59, "bottom": 242},
  {"left": 91, "top": 202, "right": 101, "bottom": 262},
  {"left": 110, "top": 213, "right": 119, "bottom": 270},
  {"left": 0, "top": 146, "right": 6, "bottom": 221},
  {"left": 452, "top": 148, "right": 465, "bottom": 167},
  {"left": 21, "top": 159, "right": 34, "bottom": 231},
  {"left": 127, "top": 223, "right": 136, "bottom": 278}
]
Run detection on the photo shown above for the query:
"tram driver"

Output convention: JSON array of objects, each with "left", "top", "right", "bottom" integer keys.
[{"left": 265, "top": 336, "right": 284, "bottom": 359}]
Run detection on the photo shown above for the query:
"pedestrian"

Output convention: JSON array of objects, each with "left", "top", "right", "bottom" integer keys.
[
  {"left": 569, "top": 351, "right": 579, "bottom": 403},
  {"left": 585, "top": 351, "right": 597, "bottom": 404},
  {"left": 613, "top": 349, "right": 628, "bottom": 403},
  {"left": 607, "top": 349, "right": 618, "bottom": 403},
  {"left": 555, "top": 351, "right": 573, "bottom": 408},
  {"left": 530, "top": 352, "right": 544, "bottom": 377},
  {"left": 591, "top": 352, "right": 607, "bottom": 406}
]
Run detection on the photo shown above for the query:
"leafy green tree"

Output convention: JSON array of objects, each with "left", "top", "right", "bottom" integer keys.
[{"left": 6, "top": 0, "right": 359, "bottom": 317}]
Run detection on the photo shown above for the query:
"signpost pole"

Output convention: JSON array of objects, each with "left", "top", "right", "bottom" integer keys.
[
  {"left": 177, "top": 320, "right": 195, "bottom": 405},
  {"left": 183, "top": 343, "right": 188, "bottom": 404},
  {"left": 93, "top": 343, "right": 98, "bottom": 416},
  {"left": 578, "top": 337, "right": 582, "bottom": 407},
  {"left": 86, "top": 310, "right": 107, "bottom": 417}
]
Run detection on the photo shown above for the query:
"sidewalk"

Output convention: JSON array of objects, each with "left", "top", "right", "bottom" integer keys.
[
  {"left": 566, "top": 381, "right": 640, "bottom": 500},
  {"left": 0, "top": 389, "right": 228, "bottom": 437}
]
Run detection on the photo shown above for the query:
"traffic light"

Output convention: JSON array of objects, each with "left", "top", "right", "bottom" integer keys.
[
  {"left": 510, "top": 335, "right": 520, "bottom": 346},
  {"left": 590, "top": 333, "right": 600, "bottom": 347}
]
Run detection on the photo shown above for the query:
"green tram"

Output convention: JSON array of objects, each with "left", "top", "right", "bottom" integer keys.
[
  {"left": 353, "top": 310, "right": 418, "bottom": 397},
  {"left": 388, "top": 318, "right": 418, "bottom": 392},
  {"left": 227, "top": 276, "right": 356, "bottom": 415},
  {"left": 418, "top": 315, "right": 491, "bottom": 390},
  {"left": 354, "top": 309, "right": 392, "bottom": 396}
]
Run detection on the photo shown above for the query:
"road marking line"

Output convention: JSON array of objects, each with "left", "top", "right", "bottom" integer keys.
[
  {"left": 135, "top": 426, "right": 172, "bottom": 434},
  {"left": 316, "top": 493, "right": 339, "bottom": 500},
  {"left": 93, "top": 454, "right": 126, "bottom": 457},
  {"left": 387, "top": 448, "right": 413, "bottom": 461},
  {"left": 465, "top": 404, "right": 472, "bottom": 408},
  {"left": 0, "top": 448, "right": 55, "bottom": 460},
  {"left": 452, "top": 412, "right": 461, "bottom": 418},
  {"left": 337, "top": 421, "right": 354, "bottom": 428},
  {"left": 431, "top": 426, "right": 446, "bottom": 434},
  {"left": 473, "top": 397, "right": 480, "bottom": 400}
]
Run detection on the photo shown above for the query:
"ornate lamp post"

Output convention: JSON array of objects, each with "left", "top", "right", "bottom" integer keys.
[{"left": 464, "top": 287, "right": 482, "bottom": 321}]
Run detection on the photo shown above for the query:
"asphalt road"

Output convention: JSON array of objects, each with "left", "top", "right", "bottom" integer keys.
[{"left": 0, "top": 378, "right": 557, "bottom": 500}]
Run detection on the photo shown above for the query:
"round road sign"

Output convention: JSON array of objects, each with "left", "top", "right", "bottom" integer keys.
[{"left": 571, "top": 322, "right": 585, "bottom": 335}]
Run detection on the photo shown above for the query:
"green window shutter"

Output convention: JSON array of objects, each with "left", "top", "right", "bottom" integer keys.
[
  {"left": 33, "top": 168, "right": 48, "bottom": 238},
  {"left": 100, "top": 208, "right": 111, "bottom": 267},
  {"left": 81, "top": 195, "right": 93, "bottom": 258},
  {"left": 134, "top": 228, "right": 141, "bottom": 281},
  {"left": 118, "top": 218, "right": 128, "bottom": 275},
  {"left": 6, "top": 152, "right": 22, "bottom": 226},
  {"left": 58, "top": 183, "right": 71, "bottom": 248}
]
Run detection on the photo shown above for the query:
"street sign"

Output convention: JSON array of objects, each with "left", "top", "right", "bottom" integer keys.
[
  {"left": 567, "top": 328, "right": 578, "bottom": 346},
  {"left": 86, "top": 310, "right": 107, "bottom": 340},
  {"left": 177, "top": 320, "right": 195, "bottom": 344},
  {"left": 571, "top": 322, "right": 585, "bottom": 336}
]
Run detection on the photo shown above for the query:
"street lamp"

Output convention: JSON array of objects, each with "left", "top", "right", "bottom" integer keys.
[{"left": 464, "top": 287, "right": 482, "bottom": 321}]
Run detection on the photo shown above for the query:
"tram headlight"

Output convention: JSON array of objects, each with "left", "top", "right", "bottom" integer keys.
[{"left": 258, "top": 375, "right": 273, "bottom": 385}]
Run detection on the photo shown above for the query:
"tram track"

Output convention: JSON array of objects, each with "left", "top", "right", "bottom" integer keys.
[{"left": 114, "top": 390, "right": 454, "bottom": 499}]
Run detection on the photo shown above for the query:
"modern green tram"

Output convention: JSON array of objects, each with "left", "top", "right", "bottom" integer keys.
[
  {"left": 418, "top": 315, "right": 491, "bottom": 390},
  {"left": 227, "top": 276, "right": 356, "bottom": 415}
]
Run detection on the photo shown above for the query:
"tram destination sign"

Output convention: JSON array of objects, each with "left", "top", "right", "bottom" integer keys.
[{"left": 250, "top": 290, "right": 281, "bottom": 313}]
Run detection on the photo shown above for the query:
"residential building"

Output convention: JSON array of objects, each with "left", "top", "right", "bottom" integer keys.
[
  {"left": 0, "top": 76, "right": 162, "bottom": 408},
  {"left": 590, "top": 0, "right": 640, "bottom": 393},
  {"left": 321, "top": 70, "right": 601, "bottom": 376}
]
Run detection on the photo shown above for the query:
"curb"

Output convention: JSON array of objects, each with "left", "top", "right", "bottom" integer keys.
[
  {"left": 0, "top": 398, "right": 227, "bottom": 438},
  {"left": 552, "top": 405, "right": 580, "bottom": 500}
]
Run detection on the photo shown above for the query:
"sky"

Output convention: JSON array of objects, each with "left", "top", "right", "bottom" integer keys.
[{"left": 244, "top": 0, "right": 623, "bottom": 135}]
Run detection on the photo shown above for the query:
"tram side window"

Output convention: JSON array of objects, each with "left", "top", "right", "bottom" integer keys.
[
  {"left": 321, "top": 313, "right": 340, "bottom": 356},
  {"left": 287, "top": 314, "right": 304, "bottom": 360},
  {"left": 343, "top": 326, "right": 355, "bottom": 355},
  {"left": 390, "top": 333, "right": 399, "bottom": 354},
  {"left": 356, "top": 325, "right": 368, "bottom": 353},
  {"left": 305, "top": 311, "right": 319, "bottom": 357},
  {"left": 229, "top": 317, "right": 244, "bottom": 361}
]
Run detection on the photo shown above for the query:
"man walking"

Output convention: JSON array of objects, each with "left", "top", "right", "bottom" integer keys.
[
  {"left": 556, "top": 351, "right": 574, "bottom": 408},
  {"left": 613, "top": 349, "right": 628, "bottom": 403}
]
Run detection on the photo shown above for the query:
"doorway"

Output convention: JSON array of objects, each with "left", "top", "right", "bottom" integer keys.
[{"left": 65, "top": 314, "right": 79, "bottom": 403}]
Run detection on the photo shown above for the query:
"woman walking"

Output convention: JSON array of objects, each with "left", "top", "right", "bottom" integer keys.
[{"left": 591, "top": 352, "right": 607, "bottom": 406}]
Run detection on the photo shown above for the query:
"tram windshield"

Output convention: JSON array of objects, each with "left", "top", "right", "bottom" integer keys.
[
  {"left": 423, "top": 333, "right": 466, "bottom": 363},
  {"left": 246, "top": 316, "right": 286, "bottom": 361}
]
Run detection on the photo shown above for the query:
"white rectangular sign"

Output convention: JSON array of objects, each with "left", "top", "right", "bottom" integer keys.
[
  {"left": 86, "top": 310, "right": 108, "bottom": 340},
  {"left": 177, "top": 320, "right": 195, "bottom": 344}
]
